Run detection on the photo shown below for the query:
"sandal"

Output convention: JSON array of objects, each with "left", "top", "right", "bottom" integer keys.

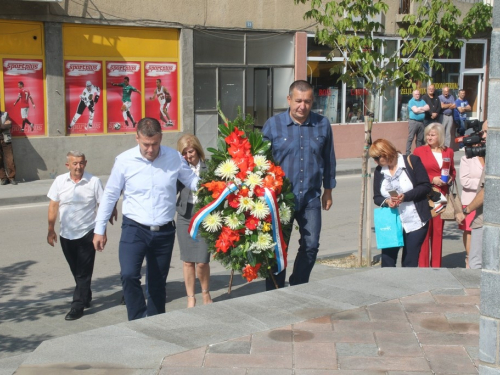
[{"left": 202, "top": 289, "right": 213, "bottom": 305}]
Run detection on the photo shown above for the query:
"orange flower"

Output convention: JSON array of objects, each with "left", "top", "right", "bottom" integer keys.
[
  {"left": 203, "top": 181, "right": 227, "bottom": 199},
  {"left": 242, "top": 263, "right": 261, "bottom": 282},
  {"left": 215, "top": 226, "right": 241, "bottom": 253},
  {"left": 225, "top": 127, "right": 245, "bottom": 146}
]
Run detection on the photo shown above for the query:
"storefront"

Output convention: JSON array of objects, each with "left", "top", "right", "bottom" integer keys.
[
  {"left": 193, "top": 30, "right": 295, "bottom": 145},
  {"left": 307, "top": 35, "right": 488, "bottom": 124}
]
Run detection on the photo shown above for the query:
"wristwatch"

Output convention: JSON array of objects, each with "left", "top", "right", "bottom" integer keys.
[{"left": 463, "top": 207, "right": 469, "bottom": 215}]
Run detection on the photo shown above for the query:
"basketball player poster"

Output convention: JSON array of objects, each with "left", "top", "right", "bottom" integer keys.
[
  {"left": 65, "top": 61, "right": 104, "bottom": 135},
  {"left": 2, "top": 59, "right": 45, "bottom": 136},
  {"left": 144, "top": 62, "right": 178, "bottom": 131},
  {"left": 106, "top": 61, "right": 142, "bottom": 133}
]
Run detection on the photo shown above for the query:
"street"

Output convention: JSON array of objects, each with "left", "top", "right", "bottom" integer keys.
[{"left": 0, "top": 174, "right": 467, "bottom": 373}]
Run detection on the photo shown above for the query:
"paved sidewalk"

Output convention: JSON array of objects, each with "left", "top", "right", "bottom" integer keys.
[
  {"left": 13, "top": 268, "right": 481, "bottom": 375},
  {"left": 162, "top": 288, "right": 480, "bottom": 374}
]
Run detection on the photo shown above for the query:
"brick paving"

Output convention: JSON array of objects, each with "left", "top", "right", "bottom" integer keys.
[{"left": 159, "top": 288, "right": 479, "bottom": 374}]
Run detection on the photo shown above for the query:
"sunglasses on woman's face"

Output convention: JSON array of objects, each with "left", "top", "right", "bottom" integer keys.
[{"left": 373, "top": 156, "right": 380, "bottom": 161}]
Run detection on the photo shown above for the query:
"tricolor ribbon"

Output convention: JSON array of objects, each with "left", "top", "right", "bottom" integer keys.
[
  {"left": 188, "top": 183, "right": 288, "bottom": 275},
  {"left": 188, "top": 183, "right": 239, "bottom": 240},
  {"left": 263, "top": 188, "right": 288, "bottom": 274}
]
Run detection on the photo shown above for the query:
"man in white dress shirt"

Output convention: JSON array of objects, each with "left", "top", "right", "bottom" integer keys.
[
  {"left": 93, "top": 117, "right": 199, "bottom": 320},
  {"left": 47, "top": 151, "right": 103, "bottom": 321}
]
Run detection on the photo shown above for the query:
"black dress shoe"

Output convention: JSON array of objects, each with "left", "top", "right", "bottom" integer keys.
[
  {"left": 84, "top": 301, "right": 91, "bottom": 308},
  {"left": 65, "top": 308, "right": 84, "bottom": 321}
]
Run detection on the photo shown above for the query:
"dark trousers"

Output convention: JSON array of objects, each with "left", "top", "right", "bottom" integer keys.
[
  {"left": 266, "top": 197, "right": 321, "bottom": 290},
  {"left": 119, "top": 216, "right": 175, "bottom": 321},
  {"left": 59, "top": 230, "right": 96, "bottom": 310},
  {"left": 0, "top": 139, "right": 16, "bottom": 180},
  {"left": 381, "top": 222, "right": 429, "bottom": 267}
]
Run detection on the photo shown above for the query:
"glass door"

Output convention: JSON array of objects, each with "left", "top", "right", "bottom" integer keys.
[{"left": 462, "top": 74, "right": 483, "bottom": 120}]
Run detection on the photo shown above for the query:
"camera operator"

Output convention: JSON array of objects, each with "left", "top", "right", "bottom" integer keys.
[{"left": 456, "top": 120, "right": 487, "bottom": 269}]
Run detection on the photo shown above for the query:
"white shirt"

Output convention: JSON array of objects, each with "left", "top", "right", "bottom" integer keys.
[
  {"left": 47, "top": 172, "right": 103, "bottom": 240},
  {"left": 80, "top": 86, "right": 100, "bottom": 107},
  {"left": 380, "top": 154, "right": 426, "bottom": 233},
  {"left": 94, "top": 145, "right": 199, "bottom": 235}
]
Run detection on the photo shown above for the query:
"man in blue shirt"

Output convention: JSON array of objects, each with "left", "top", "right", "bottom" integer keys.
[
  {"left": 93, "top": 118, "right": 199, "bottom": 320},
  {"left": 454, "top": 89, "right": 471, "bottom": 137},
  {"left": 407, "top": 89, "right": 429, "bottom": 154},
  {"left": 262, "top": 80, "right": 336, "bottom": 290},
  {"left": 438, "top": 86, "right": 456, "bottom": 147}
]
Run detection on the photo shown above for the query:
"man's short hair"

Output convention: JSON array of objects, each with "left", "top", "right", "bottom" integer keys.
[
  {"left": 67, "top": 151, "right": 86, "bottom": 160},
  {"left": 289, "top": 80, "right": 313, "bottom": 97},
  {"left": 124, "top": 76, "right": 130, "bottom": 82},
  {"left": 156, "top": 79, "right": 161, "bottom": 83},
  {"left": 137, "top": 118, "right": 162, "bottom": 137},
  {"left": 459, "top": 89, "right": 466, "bottom": 93},
  {"left": 18, "top": 81, "right": 24, "bottom": 87}
]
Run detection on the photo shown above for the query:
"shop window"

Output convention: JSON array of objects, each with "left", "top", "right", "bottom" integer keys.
[
  {"left": 194, "top": 68, "right": 217, "bottom": 110},
  {"left": 247, "top": 33, "right": 294, "bottom": 65},
  {"left": 194, "top": 31, "right": 244, "bottom": 64},
  {"left": 431, "top": 62, "right": 460, "bottom": 96},
  {"left": 219, "top": 69, "right": 244, "bottom": 122},
  {"left": 309, "top": 61, "right": 344, "bottom": 124},
  {"left": 382, "top": 85, "right": 398, "bottom": 122},
  {"left": 273, "top": 68, "right": 294, "bottom": 110},
  {"left": 465, "top": 43, "right": 484, "bottom": 69},
  {"left": 346, "top": 78, "right": 377, "bottom": 123},
  {"left": 307, "top": 37, "right": 342, "bottom": 58}
]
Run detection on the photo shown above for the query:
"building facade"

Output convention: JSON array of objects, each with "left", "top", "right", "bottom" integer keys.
[{"left": 0, "top": 0, "right": 490, "bottom": 179}]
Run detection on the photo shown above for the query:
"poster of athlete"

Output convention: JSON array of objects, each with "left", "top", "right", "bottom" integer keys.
[
  {"left": 65, "top": 61, "right": 103, "bottom": 135},
  {"left": 2, "top": 59, "right": 45, "bottom": 136},
  {"left": 144, "top": 62, "right": 178, "bottom": 131},
  {"left": 106, "top": 61, "right": 142, "bottom": 133}
]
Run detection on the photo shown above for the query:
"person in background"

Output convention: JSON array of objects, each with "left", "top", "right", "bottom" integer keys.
[
  {"left": 0, "top": 110, "right": 17, "bottom": 185},
  {"left": 456, "top": 120, "right": 488, "bottom": 269},
  {"left": 413, "top": 123, "right": 456, "bottom": 268},
  {"left": 370, "top": 139, "right": 432, "bottom": 267},
  {"left": 438, "top": 86, "right": 456, "bottom": 147},
  {"left": 176, "top": 134, "right": 212, "bottom": 308},
  {"left": 406, "top": 89, "right": 429, "bottom": 154},
  {"left": 422, "top": 84, "right": 441, "bottom": 126},
  {"left": 458, "top": 151, "right": 484, "bottom": 268}
]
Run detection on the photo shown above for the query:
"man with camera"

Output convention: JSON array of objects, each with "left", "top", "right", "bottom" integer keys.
[{"left": 456, "top": 120, "right": 487, "bottom": 269}]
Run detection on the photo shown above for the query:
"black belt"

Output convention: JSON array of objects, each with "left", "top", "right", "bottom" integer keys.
[
  {"left": 444, "top": 114, "right": 452, "bottom": 116},
  {"left": 127, "top": 217, "right": 175, "bottom": 232}
]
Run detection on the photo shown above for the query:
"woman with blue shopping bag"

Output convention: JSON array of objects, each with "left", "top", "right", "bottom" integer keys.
[{"left": 370, "top": 139, "right": 432, "bottom": 267}]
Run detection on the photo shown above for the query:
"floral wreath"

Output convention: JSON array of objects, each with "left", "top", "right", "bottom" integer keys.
[{"left": 188, "top": 110, "right": 295, "bottom": 283}]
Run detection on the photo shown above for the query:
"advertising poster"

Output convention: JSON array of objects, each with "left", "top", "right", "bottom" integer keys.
[
  {"left": 106, "top": 61, "right": 142, "bottom": 133},
  {"left": 65, "top": 61, "right": 104, "bottom": 135},
  {"left": 144, "top": 62, "right": 178, "bottom": 131},
  {"left": 2, "top": 59, "right": 45, "bottom": 136}
]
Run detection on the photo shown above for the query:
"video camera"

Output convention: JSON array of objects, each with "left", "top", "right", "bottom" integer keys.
[{"left": 455, "top": 119, "right": 486, "bottom": 159}]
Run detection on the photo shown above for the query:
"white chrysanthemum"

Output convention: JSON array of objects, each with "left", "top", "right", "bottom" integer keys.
[
  {"left": 244, "top": 173, "right": 263, "bottom": 190},
  {"left": 215, "top": 159, "right": 239, "bottom": 180},
  {"left": 254, "top": 232, "right": 274, "bottom": 251},
  {"left": 279, "top": 203, "right": 292, "bottom": 224},
  {"left": 253, "top": 155, "right": 270, "bottom": 172},
  {"left": 202, "top": 212, "right": 223, "bottom": 232},
  {"left": 251, "top": 200, "right": 270, "bottom": 219},
  {"left": 224, "top": 214, "right": 243, "bottom": 230},
  {"left": 237, "top": 196, "right": 254, "bottom": 213}
]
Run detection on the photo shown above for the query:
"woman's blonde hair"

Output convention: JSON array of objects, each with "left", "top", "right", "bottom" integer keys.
[
  {"left": 369, "top": 139, "right": 399, "bottom": 162},
  {"left": 177, "top": 134, "right": 205, "bottom": 161},
  {"left": 424, "top": 122, "right": 445, "bottom": 148}
]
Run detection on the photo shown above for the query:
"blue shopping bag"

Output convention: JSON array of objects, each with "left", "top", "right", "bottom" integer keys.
[{"left": 374, "top": 207, "right": 404, "bottom": 249}]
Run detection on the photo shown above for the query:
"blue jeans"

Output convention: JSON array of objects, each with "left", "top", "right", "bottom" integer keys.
[
  {"left": 266, "top": 197, "right": 321, "bottom": 290},
  {"left": 119, "top": 216, "right": 175, "bottom": 320},
  {"left": 381, "top": 222, "right": 429, "bottom": 267}
]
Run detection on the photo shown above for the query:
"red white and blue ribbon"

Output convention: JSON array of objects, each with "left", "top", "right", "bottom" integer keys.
[
  {"left": 263, "top": 188, "right": 288, "bottom": 274},
  {"left": 188, "top": 183, "right": 239, "bottom": 240}
]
